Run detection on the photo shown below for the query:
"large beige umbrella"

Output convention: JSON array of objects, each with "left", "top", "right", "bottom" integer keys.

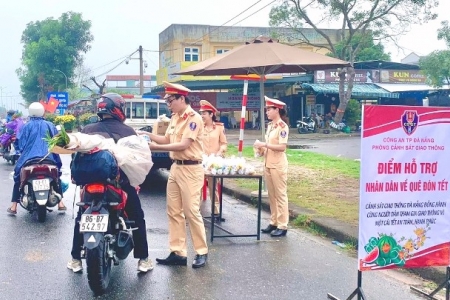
[{"left": 175, "top": 36, "right": 350, "bottom": 139}]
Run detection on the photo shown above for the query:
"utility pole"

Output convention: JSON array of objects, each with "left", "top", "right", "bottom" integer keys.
[{"left": 139, "top": 45, "right": 144, "bottom": 95}]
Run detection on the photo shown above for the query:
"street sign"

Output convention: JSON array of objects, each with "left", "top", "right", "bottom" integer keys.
[{"left": 47, "top": 92, "right": 69, "bottom": 115}]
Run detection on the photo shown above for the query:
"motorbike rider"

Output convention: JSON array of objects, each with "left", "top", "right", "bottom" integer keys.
[
  {"left": 67, "top": 93, "right": 153, "bottom": 273},
  {"left": 7, "top": 102, "right": 66, "bottom": 215}
]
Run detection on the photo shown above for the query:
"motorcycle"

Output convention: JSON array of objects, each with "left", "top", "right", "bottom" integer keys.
[
  {"left": 2, "top": 136, "right": 20, "bottom": 165},
  {"left": 296, "top": 116, "right": 317, "bottom": 134},
  {"left": 77, "top": 182, "right": 134, "bottom": 295},
  {"left": 19, "top": 158, "right": 63, "bottom": 222}
]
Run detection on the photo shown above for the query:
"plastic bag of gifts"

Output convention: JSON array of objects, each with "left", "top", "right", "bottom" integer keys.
[{"left": 202, "top": 154, "right": 255, "bottom": 175}]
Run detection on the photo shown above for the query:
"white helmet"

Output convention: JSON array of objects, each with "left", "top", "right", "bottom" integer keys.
[{"left": 28, "top": 102, "right": 45, "bottom": 117}]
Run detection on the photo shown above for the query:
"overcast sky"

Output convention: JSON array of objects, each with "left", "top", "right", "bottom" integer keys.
[{"left": 1, "top": 0, "right": 449, "bottom": 105}]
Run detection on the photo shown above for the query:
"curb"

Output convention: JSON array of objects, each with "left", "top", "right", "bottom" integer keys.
[{"left": 221, "top": 182, "right": 447, "bottom": 285}]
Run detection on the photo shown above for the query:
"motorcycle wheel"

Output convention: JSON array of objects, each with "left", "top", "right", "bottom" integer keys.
[
  {"left": 86, "top": 239, "right": 112, "bottom": 295},
  {"left": 298, "top": 127, "right": 308, "bottom": 134},
  {"left": 37, "top": 205, "right": 47, "bottom": 222}
]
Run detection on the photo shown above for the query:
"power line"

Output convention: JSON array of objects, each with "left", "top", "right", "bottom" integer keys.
[
  {"left": 230, "top": 0, "right": 277, "bottom": 27},
  {"left": 158, "top": 0, "right": 268, "bottom": 54},
  {"left": 187, "top": 0, "right": 264, "bottom": 46}
]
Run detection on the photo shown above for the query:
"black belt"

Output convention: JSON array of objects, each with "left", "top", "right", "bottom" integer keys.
[{"left": 173, "top": 160, "right": 202, "bottom": 165}]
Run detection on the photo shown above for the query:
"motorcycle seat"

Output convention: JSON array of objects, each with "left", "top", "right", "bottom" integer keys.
[{"left": 22, "top": 158, "right": 58, "bottom": 167}]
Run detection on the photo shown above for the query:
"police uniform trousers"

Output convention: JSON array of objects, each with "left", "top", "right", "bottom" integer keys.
[
  {"left": 264, "top": 165, "right": 289, "bottom": 229},
  {"left": 167, "top": 163, "right": 208, "bottom": 257}
]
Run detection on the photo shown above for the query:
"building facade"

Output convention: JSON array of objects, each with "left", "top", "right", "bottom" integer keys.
[{"left": 156, "top": 24, "right": 344, "bottom": 84}]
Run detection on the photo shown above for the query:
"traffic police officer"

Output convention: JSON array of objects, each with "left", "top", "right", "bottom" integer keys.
[
  {"left": 254, "top": 96, "right": 289, "bottom": 237},
  {"left": 199, "top": 100, "right": 227, "bottom": 219},
  {"left": 141, "top": 81, "right": 208, "bottom": 268}
]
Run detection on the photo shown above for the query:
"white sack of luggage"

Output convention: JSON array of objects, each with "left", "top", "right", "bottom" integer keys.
[
  {"left": 111, "top": 135, "right": 153, "bottom": 187},
  {"left": 62, "top": 133, "right": 153, "bottom": 187}
]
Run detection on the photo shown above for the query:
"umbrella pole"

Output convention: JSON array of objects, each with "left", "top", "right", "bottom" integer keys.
[
  {"left": 238, "top": 80, "right": 248, "bottom": 158},
  {"left": 259, "top": 77, "right": 267, "bottom": 193}
]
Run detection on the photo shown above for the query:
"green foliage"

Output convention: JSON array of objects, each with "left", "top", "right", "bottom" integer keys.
[
  {"left": 437, "top": 21, "right": 450, "bottom": 48},
  {"left": 17, "top": 12, "right": 93, "bottom": 104},
  {"left": 44, "top": 113, "right": 58, "bottom": 124},
  {"left": 344, "top": 99, "right": 362, "bottom": 126},
  {"left": 419, "top": 50, "right": 450, "bottom": 87},
  {"left": 78, "top": 112, "right": 97, "bottom": 126},
  {"left": 328, "top": 33, "right": 391, "bottom": 62}
]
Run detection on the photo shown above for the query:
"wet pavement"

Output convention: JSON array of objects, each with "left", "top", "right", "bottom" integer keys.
[{"left": 0, "top": 154, "right": 432, "bottom": 300}]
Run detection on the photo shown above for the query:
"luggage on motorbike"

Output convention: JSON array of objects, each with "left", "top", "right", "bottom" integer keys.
[{"left": 71, "top": 150, "right": 119, "bottom": 185}]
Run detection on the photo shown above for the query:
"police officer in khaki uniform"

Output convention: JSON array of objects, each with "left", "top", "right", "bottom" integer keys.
[
  {"left": 141, "top": 81, "right": 208, "bottom": 268},
  {"left": 254, "top": 96, "right": 289, "bottom": 237},
  {"left": 199, "top": 100, "right": 227, "bottom": 219}
]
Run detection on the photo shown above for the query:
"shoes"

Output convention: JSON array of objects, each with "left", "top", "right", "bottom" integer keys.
[
  {"left": 156, "top": 252, "right": 187, "bottom": 266},
  {"left": 137, "top": 258, "right": 154, "bottom": 272},
  {"left": 192, "top": 254, "right": 207, "bottom": 268},
  {"left": 7, "top": 207, "right": 17, "bottom": 215},
  {"left": 67, "top": 259, "right": 83, "bottom": 273},
  {"left": 58, "top": 205, "right": 67, "bottom": 211},
  {"left": 213, "top": 214, "right": 222, "bottom": 223},
  {"left": 261, "top": 224, "right": 277, "bottom": 233},
  {"left": 270, "top": 229, "right": 287, "bottom": 237}
]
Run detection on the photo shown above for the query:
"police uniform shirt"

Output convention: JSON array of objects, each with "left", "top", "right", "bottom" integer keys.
[
  {"left": 165, "top": 105, "right": 204, "bottom": 161},
  {"left": 264, "top": 120, "right": 289, "bottom": 168},
  {"left": 202, "top": 122, "right": 227, "bottom": 156}
]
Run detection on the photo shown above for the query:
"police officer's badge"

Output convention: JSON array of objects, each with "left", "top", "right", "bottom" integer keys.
[
  {"left": 280, "top": 130, "right": 287, "bottom": 138},
  {"left": 189, "top": 122, "right": 197, "bottom": 131}
]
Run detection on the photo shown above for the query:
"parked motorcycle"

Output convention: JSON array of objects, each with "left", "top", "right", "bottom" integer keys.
[
  {"left": 77, "top": 182, "right": 134, "bottom": 295},
  {"left": 296, "top": 117, "right": 317, "bottom": 134},
  {"left": 2, "top": 137, "right": 20, "bottom": 165},
  {"left": 19, "top": 158, "right": 63, "bottom": 222}
]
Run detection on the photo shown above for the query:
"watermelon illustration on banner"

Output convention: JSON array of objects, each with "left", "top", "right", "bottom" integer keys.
[{"left": 358, "top": 105, "right": 450, "bottom": 271}]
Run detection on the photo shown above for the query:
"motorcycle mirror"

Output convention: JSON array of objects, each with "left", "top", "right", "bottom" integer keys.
[{"left": 88, "top": 116, "right": 99, "bottom": 124}]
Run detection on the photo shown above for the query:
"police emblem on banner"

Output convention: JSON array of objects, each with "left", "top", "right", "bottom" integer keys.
[
  {"left": 401, "top": 110, "right": 418, "bottom": 135},
  {"left": 189, "top": 122, "right": 197, "bottom": 131}
]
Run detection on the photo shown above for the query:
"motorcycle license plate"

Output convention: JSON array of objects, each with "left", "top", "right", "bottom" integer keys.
[
  {"left": 32, "top": 179, "right": 50, "bottom": 191},
  {"left": 80, "top": 214, "right": 109, "bottom": 232}
]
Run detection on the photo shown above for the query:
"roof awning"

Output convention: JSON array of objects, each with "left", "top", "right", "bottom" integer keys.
[
  {"left": 302, "top": 83, "right": 400, "bottom": 99},
  {"left": 374, "top": 83, "right": 450, "bottom": 92}
]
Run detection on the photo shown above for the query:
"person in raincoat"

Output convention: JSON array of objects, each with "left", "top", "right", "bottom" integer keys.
[{"left": 7, "top": 102, "right": 66, "bottom": 215}]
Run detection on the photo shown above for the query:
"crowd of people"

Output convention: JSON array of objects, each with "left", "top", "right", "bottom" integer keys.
[{"left": 5, "top": 82, "right": 291, "bottom": 275}]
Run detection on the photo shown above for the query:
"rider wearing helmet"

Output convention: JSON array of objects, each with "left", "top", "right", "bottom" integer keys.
[
  {"left": 6, "top": 110, "right": 16, "bottom": 123},
  {"left": 7, "top": 102, "right": 66, "bottom": 215},
  {"left": 67, "top": 93, "right": 153, "bottom": 273}
]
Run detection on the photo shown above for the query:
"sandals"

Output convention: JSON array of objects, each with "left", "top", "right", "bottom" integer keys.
[{"left": 7, "top": 207, "right": 17, "bottom": 215}]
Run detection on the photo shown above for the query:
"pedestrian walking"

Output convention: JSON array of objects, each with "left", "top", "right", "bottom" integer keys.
[
  {"left": 253, "top": 96, "right": 289, "bottom": 237},
  {"left": 140, "top": 81, "right": 208, "bottom": 268},
  {"left": 199, "top": 100, "right": 227, "bottom": 221}
]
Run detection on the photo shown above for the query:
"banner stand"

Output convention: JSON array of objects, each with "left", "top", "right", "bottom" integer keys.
[
  {"left": 410, "top": 266, "right": 450, "bottom": 300},
  {"left": 327, "top": 271, "right": 366, "bottom": 300}
]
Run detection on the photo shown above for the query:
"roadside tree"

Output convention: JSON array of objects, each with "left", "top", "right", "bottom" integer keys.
[
  {"left": 419, "top": 21, "right": 450, "bottom": 87},
  {"left": 16, "top": 11, "right": 93, "bottom": 103},
  {"left": 269, "top": 0, "right": 438, "bottom": 123}
]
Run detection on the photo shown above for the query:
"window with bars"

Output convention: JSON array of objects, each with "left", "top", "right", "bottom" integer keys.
[{"left": 184, "top": 47, "right": 199, "bottom": 62}]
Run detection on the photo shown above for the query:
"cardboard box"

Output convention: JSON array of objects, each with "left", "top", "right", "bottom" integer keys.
[{"left": 152, "top": 121, "right": 169, "bottom": 135}]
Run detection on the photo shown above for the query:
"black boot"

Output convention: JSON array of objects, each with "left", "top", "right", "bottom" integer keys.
[
  {"left": 270, "top": 229, "right": 287, "bottom": 237},
  {"left": 261, "top": 224, "right": 277, "bottom": 234},
  {"left": 192, "top": 254, "right": 208, "bottom": 268},
  {"left": 156, "top": 252, "right": 187, "bottom": 266}
]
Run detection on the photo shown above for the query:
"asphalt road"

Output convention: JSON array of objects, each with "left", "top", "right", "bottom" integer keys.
[{"left": 0, "top": 154, "right": 430, "bottom": 300}]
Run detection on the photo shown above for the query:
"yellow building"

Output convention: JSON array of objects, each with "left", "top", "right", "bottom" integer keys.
[{"left": 156, "top": 24, "right": 341, "bottom": 85}]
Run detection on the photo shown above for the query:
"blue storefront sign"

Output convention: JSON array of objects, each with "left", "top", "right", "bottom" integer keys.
[{"left": 47, "top": 92, "right": 69, "bottom": 115}]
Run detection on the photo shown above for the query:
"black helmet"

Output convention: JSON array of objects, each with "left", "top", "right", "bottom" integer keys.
[
  {"left": 97, "top": 93, "right": 126, "bottom": 122},
  {"left": 7, "top": 110, "right": 15, "bottom": 116}
]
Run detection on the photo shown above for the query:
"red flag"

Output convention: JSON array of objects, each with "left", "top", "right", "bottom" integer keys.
[
  {"left": 46, "top": 97, "right": 60, "bottom": 113},
  {"left": 39, "top": 100, "right": 48, "bottom": 111}
]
